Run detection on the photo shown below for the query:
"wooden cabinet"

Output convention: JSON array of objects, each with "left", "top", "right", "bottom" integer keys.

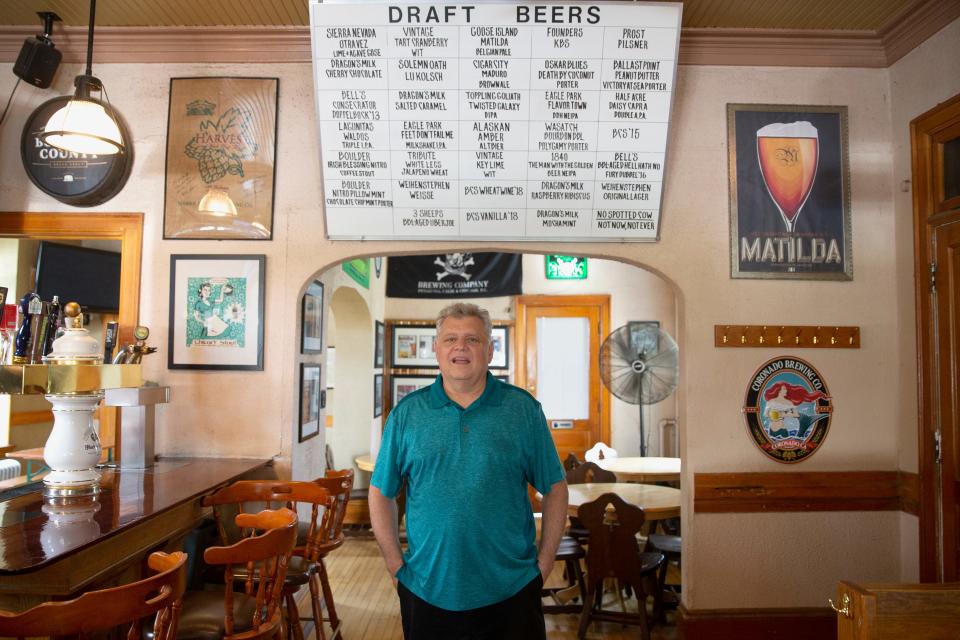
[{"left": 834, "top": 581, "right": 960, "bottom": 639}]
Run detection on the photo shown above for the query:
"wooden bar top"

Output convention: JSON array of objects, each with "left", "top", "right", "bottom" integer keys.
[{"left": 0, "top": 457, "right": 270, "bottom": 576}]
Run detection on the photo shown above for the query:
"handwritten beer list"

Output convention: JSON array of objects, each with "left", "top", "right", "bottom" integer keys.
[{"left": 311, "top": 2, "right": 681, "bottom": 240}]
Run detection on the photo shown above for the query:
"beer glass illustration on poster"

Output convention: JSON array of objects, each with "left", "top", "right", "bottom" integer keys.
[{"left": 727, "top": 104, "right": 852, "bottom": 280}]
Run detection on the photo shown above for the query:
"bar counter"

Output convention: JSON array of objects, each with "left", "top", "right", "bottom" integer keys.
[{"left": 0, "top": 457, "right": 271, "bottom": 609}]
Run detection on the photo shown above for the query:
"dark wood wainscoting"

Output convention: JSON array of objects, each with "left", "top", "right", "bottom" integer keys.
[
  {"left": 678, "top": 605, "right": 836, "bottom": 640},
  {"left": 694, "top": 470, "right": 920, "bottom": 514}
]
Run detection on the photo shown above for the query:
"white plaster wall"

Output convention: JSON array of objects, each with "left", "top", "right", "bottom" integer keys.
[
  {"left": 887, "top": 17, "right": 960, "bottom": 582},
  {"left": 0, "top": 24, "right": 950, "bottom": 605}
]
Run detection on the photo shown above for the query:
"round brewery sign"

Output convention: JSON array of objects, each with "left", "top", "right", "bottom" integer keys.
[
  {"left": 743, "top": 356, "right": 833, "bottom": 463},
  {"left": 20, "top": 96, "right": 133, "bottom": 207}
]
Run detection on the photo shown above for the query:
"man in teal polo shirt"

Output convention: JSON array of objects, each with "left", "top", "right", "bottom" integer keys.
[{"left": 370, "top": 302, "right": 568, "bottom": 639}]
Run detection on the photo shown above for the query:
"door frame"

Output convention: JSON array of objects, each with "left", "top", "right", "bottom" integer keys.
[
  {"left": 514, "top": 294, "right": 611, "bottom": 451},
  {"left": 911, "top": 92, "right": 960, "bottom": 582}
]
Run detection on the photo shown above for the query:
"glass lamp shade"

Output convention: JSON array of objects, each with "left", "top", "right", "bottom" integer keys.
[
  {"left": 42, "top": 98, "right": 124, "bottom": 155},
  {"left": 198, "top": 187, "right": 238, "bottom": 217}
]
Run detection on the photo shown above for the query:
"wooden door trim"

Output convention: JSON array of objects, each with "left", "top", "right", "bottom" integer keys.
[
  {"left": 911, "top": 93, "right": 960, "bottom": 582},
  {"left": 514, "top": 294, "right": 611, "bottom": 450}
]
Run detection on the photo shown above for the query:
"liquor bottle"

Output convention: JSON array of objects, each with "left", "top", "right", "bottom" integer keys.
[
  {"left": 44, "top": 295, "right": 61, "bottom": 356},
  {"left": 12, "top": 292, "right": 38, "bottom": 365},
  {"left": 0, "top": 287, "right": 9, "bottom": 364}
]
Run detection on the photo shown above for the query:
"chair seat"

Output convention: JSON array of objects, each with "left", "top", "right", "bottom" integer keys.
[
  {"left": 164, "top": 590, "right": 258, "bottom": 640},
  {"left": 556, "top": 536, "right": 586, "bottom": 560},
  {"left": 638, "top": 551, "right": 666, "bottom": 574},
  {"left": 648, "top": 534, "right": 681, "bottom": 557}
]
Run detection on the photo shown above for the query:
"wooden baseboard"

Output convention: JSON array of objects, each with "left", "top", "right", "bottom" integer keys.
[{"left": 678, "top": 605, "right": 836, "bottom": 640}]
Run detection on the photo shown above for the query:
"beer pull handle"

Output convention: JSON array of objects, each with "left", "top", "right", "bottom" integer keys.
[{"left": 828, "top": 593, "right": 851, "bottom": 618}]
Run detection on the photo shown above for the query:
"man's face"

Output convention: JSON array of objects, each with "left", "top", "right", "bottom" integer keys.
[{"left": 435, "top": 315, "right": 493, "bottom": 385}]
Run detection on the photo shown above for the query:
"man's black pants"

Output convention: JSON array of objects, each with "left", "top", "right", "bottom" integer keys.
[{"left": 397, "top": 575, "right": 546, "bottom": 639}]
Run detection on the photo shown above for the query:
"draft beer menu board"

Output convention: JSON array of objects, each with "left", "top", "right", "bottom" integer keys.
[{"left": 310, "top": 1, "right": 681, "bottom": 241}]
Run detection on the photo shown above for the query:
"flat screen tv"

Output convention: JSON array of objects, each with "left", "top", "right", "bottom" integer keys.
[{"left": 34, "top": 241, "right": 121, "bottom": 314}]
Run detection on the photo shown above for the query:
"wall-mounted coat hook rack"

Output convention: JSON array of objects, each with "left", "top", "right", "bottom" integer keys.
[{"left": 714, "top": 325, "right": 860, "bottom": 348}]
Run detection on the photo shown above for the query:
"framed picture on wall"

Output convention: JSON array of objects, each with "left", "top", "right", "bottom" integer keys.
[
  {"left": 163, "top": 77, "right": 278, "bottom": 240},
  {"left": 374, "top": 373, "right": 383, "bottom": 417},
  {"left": 490, "top": 326, "right": 509, "bottom": 369},
  {"left": 374, "top": 320, "right": 385, "bottom": 368},
  {"left": 727, "top": 104, "right": 852, "bottom": 280},
  {"left": 391, "top": 375, "right": 434, "bottom": 406},
  {"left": 627, "top": 321, "right": 660, "bottom": 357},
  {"left": 299, "top": 363, "right": 321, "bottom": 442},
  {"left": 391, "top": 325, "right": 438, "bottom": 368},
  {"left": 168, "top": 254, "right": 265, "bottom": 370},
  {"left": 301, "top": 280, "right": 324, "bottom": 354}
]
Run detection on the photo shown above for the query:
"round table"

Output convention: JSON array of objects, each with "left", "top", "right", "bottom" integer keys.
[
  {"left": 354, "top": 454, "right": 375, "bottom": 472},
  {"left": 565, "top": 482, "right": 681, "bottom": 521},
  {"left": 596, "top": 457, "right": 681, "bottom": 483}
]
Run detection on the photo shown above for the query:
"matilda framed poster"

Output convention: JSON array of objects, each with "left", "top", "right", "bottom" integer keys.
[
  {"left": 728, "top": 104, "right": 852, "bottom": 280},
  {"left": 168, "top": 254, "right": 265, "bottom": 370},
  {"left": 163, "top": 77, "right": 278, "bottom": 240}
]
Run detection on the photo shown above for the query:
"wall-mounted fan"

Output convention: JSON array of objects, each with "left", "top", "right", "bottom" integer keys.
[{"left": 599, "top": 323, "right": 680, "bottom": 456}]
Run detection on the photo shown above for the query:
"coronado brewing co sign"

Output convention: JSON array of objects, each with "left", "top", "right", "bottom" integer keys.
[
  {"left": 386, "top": 252, "right": 521, "bottom": 298},
  {"left": 742, "top": 356, "right": 833, "bottom": 463}
]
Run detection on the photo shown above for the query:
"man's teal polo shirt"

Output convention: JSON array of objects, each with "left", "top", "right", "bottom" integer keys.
[{"left": 371, "top": 373, "right": 564, "bottom": 611}]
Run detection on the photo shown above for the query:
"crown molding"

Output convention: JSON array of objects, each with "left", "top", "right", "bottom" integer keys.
[
  {"left": 880, "top": 0, "right": 960, "bottom": 65},
  {"left": 0, "top": 6, "right": 955, "bottom": 69},
  {"left": 678, "top": 28, "right": 887, "bottom": 68}
]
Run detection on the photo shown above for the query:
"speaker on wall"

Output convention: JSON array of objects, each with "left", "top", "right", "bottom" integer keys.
[{"left": 12, "top": 12, "right": 61, "bottom": 89}]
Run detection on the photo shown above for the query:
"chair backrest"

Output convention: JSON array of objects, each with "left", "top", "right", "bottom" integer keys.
[
  {"left": 566, "top": 461, "right": 616, "bottom": 485},
  {"left": 563, "top": 452, "right": 581, "bottom": 473},
  {"left": 313, "top": 469, "right": 355, "bottom": 555},
  {"left": 577, "top": 493, "right": 648, "bottom": 589},
  {"left": 204, "top": 507, "right": 298, "bottom": 640},
  {"left": 584, "top": 441, "right": 618, "bottom": 463},
  {"left": 0, "top": 551, "right": 187, "bottom": 639},
  {"left": 203, "top": 480, "right": 332, "bottom": 561}
]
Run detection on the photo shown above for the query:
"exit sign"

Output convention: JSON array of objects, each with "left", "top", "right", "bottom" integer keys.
[{"left": 545, "top": 255, "right": 588, "bottom": 280}]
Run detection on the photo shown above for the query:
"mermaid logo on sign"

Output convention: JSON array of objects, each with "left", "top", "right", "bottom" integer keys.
[
  {"left": 743, "top": 356, "right": 833, "bottom": 463},
  {"left": 186, "top": 277, "right": 247, "bottom": 348}
]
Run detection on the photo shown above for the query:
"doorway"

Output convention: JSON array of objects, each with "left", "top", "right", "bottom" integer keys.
[
  {"left": 514, "top": 294, "right": 611, "bottom": 461},
  {"left": 911, "top": 91, "right": 960, "bottom": 582}
]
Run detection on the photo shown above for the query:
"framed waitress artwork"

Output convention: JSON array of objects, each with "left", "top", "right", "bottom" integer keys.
[
  {"left": 727, "top": 104, "right": 852, "bottom": 280},
  {"left": 299, "top": 363, "right": 321, "bottom": 442},
  {"left": 168, "top": 254, "right": 265, "bottom": 370}
]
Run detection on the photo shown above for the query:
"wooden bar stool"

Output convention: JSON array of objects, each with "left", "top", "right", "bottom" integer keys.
[
  {"left": 175, "top": 507, "right": 298, "bottom": 640},
  {"left": 0, "top": 551, "right": 187, "bottom": 639},
  {"left": 198, "top": 481, "right": 333, "bottom": 640}
]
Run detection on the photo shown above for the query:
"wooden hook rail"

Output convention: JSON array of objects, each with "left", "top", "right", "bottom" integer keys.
[{"left": 714, "top": 325, "right": 860, "bottom": 349}]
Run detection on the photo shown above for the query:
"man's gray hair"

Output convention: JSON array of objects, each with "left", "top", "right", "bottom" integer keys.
[{"left": 436, "top": 303, "right": 492, "bottom": 340}]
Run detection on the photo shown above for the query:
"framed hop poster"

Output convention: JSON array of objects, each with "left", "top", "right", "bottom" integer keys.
[
  {"left": 168, "top": 255, "right": 265, "bottom": 370},
  {"left": 163, "top": 77, "right": 278, "bottom": 239},
  {"left": 728, "top": 104, "right": 852, "bottom": 280}
]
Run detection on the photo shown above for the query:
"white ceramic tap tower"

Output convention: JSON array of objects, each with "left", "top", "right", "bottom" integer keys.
[{"left": 42, "top": 302, "right": 104, "bottom": 496}]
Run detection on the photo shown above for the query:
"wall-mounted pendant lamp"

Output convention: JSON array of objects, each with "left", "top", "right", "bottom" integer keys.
[{"left": 40, "top": 0, "right": 125, "bottom": 155}]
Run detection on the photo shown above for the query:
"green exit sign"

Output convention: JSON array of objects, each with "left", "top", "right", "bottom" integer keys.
[{"left": 545, "top": 255, "right": 588, "bottom": 279}]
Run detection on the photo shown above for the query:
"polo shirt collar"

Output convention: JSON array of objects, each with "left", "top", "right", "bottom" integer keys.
[{"left": 428, "top": 372, "right": 504, "bottom": 409}]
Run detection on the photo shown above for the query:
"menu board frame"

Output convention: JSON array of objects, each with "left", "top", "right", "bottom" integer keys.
[{"left": 311, "top": 0, "right": 682, "bottom": 242}]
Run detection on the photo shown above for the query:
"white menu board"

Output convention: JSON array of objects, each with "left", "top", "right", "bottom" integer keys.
[{"left": 311, "top": 1, "right": 681, "bottom": 241}]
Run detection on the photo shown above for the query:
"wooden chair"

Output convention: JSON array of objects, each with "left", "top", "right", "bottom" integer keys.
[
  {"left": 566, "top": 462, "right": 617, "bottom": 542},
  {"left": 563, "top": 452, "right": 581, "bottom": 473},
  {"left": 176, "top": 507, "right": 297, "bottom": 640},
  {"left": 198, "top": 481, "right": 334, "bottom": 640},
  {"left": 576, "top": 493, "right": 666, "bottom": 640},
  {"left": 0, "top": 550, "right": 187, "bottom": 639},
  {"left": 648, "top": 533, "right": 682, "bottom": 621},
  {"left": 307, "top": 469, "right": 356, "bottom": 639}
]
